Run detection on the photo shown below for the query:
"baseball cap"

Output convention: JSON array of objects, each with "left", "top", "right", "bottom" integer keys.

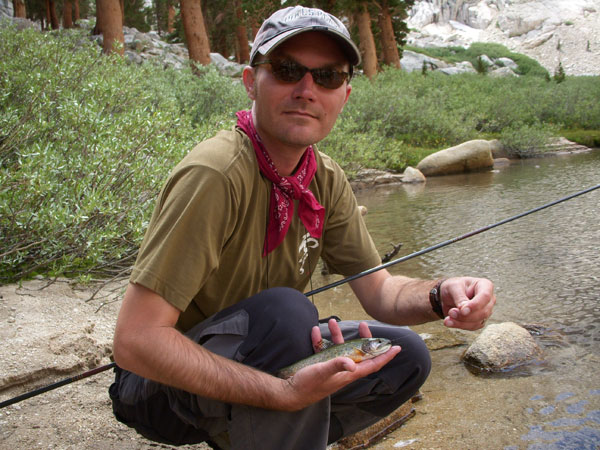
[{"left": 250, "top": 6, "right": 361, "bottom": 69}]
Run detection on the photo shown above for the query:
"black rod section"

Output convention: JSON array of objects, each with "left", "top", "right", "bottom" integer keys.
[
  {"left": 0, "top": 362, "right": 116, "bottom": 409},
  {"left": 305, "top": 183, "right": 600, "bottom": 297}
]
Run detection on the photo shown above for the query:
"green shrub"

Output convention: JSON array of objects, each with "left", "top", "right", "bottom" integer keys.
[
  {"left": 561, "top": 129, "right": 600, "bottom": 147},
  {"left": 0, "top": 24, "right": 248, "bottom": 282},
  {"left": 499, "top": 121, "right": 556, "bottom": 157}
]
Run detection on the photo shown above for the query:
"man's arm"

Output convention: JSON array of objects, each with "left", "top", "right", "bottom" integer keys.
[
  {"left": 113, "top": 282, "right": 399, "bottom": 411},
  {"left": 349, "top": 269, "right": 495, "bottom": 330}
]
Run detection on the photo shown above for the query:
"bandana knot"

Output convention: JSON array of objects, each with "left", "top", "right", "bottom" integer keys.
[{"left": 236, "top": 110, "right": 325, "bottom": 256}]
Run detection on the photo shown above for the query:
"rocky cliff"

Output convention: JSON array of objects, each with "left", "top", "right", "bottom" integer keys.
[{"left": 406, "top": 0, "right": 600, "bottom": 75}]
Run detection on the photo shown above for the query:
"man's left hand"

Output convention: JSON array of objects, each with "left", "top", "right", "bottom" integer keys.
[{"left": 440, "top": 277, "right": 496, "bottom": 330}]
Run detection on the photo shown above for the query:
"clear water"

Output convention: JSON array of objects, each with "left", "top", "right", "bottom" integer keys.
[
  {"left": 312, "top": 151, "right": 600, "bottom": 353},
  {"left": 309, "top": 150, "right": 600, "bottom": 449}
]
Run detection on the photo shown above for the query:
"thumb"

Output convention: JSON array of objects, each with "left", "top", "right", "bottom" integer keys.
[{"left": 323, "top": 356, "right": 356, "bottom": 375}]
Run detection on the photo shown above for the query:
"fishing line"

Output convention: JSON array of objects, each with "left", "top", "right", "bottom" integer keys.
[{"left": 2, "top": 183, "right": 598, "bottom": 409}]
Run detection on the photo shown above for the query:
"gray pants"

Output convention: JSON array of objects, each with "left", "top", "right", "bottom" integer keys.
[{"left": 109, "top": 287, "right": 431, "bottom": 450}]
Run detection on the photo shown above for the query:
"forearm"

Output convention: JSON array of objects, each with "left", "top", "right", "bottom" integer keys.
[
  {"left": 352, "top": 272, "right": 496, "bottom": 330},
  {"left": 113, "top": 284, "right": 296, "bottom": 411},
  {"left": 114, "top": 324, "right": 299, "bottom": 410},
  {"left": 372, "top": 275, "right": 440, "bottom": 324},
  {"left": 350, "top": 271, "right": 441, "bottom": 325}
]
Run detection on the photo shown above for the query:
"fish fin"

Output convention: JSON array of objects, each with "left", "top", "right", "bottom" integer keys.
[
  {"left": 314, "top": 338, "right": 334, "bottom": 352},
  {"left": 349, "top": 348, "right": 367, "bottom": 362}
]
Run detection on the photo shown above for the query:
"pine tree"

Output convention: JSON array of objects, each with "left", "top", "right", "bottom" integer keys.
[{"left": 553, "top": 61, "right": 565, "bottom": 83}]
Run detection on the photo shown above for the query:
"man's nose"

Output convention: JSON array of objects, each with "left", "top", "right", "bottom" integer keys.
[{"left": 292, "top": 71, "right": 317, "bottom": 101}]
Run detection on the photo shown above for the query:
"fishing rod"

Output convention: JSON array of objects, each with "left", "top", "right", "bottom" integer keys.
[
  {"left": 304, "top": 182, "right": 600, "bottom": 296},
  {"left": 0, "top": 362, "right": 116, "bottom": 409},
  {"left": 2, "top": 183, "right": 599, "bottom": 409}
]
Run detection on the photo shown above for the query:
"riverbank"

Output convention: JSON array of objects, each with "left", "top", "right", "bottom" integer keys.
[
  {"left": 2, "top": 279, "right": 597, "bottom": 449},
  {"left": 0, "top": 279, "right": 530, "bottom": 449}
]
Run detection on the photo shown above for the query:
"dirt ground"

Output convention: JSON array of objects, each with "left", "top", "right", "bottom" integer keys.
[{"left": 1, "top": 278, "right": 598, "bottom": 449}]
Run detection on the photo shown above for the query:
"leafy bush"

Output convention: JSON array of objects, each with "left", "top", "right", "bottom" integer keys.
[
  {"left": 499, "top": 121, "right": 556, "bottom": 157},
  {"left": 0, "top": 24, "right": 248, "bottom": 282},
  {"left": 561, "top": 129, "right": 600, "bottom": 147}
]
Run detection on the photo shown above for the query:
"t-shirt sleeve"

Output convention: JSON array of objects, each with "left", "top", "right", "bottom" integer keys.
[
  {"left": 130, "top": 163, "right": 235, "bottom": 312},
  {"left": 320, "top": 171, "right": 381, "bottom": 276}
]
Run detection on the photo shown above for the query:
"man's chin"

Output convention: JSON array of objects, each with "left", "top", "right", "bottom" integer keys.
[{"left": 280, "top": 127, "right": 324, "bottom": 148}]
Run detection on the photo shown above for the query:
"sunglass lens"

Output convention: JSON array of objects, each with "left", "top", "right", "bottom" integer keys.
[
  {"left": 270, "top": 60, "right": 347, "bottom": 89},
  {"left": 313, "top": 69, "right": 344, "bottom": 89},
  {"left": 272, "top": 61, "right": 305, "bottom": 83}
]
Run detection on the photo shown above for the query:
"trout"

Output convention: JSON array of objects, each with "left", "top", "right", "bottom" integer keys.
[{"left": 277, "top": 337, "right": 392, "bottom": 379}]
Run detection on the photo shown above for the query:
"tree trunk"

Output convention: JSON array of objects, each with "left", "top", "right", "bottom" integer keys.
[
  {"left": 63, "top": 0, "right": 73, "bottom": 28},
  {"left": 180, "top": 0, "right": 211, "bottom": 71},
  {"left": 355, "top": 4, "right": 377, "bottom": 79},
  {"left": 97, "top": 0, "right": 124, "bottom": 55},
  {"left": 44, "top": 0, "right": 50, "bottom": 30},
  {"left": 235, "top": 0, "right": 249, "bottom": 63},
  {"left": 378, "top": 0, "right": 400, "bottom": 68},
  {"left": 13, "top": 0, "right": 27, "bottom": 17},
  {"left": 47, "top": 0, "right": 60, "bottom": 29},
  {"left": 73, "top": 0, "right": 80, "bottom": 22},
  {"left": 251, "top": 20, "right": 259, "bottom": 39},
  {"left": 167, "top": 0, "right": 176, "bottom": 33},
  {"left": 93, "top": 0, "right": 104, "bottom": 34}
]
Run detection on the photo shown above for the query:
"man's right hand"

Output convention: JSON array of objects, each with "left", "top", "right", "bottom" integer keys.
[
  {"left": 279, "top": 345, "right": 400, "bottom": 410},
  {"left": 277, "top": 319, "right": 401, "bottom": 411}
]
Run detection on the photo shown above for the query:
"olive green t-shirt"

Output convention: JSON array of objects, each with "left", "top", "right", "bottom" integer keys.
[{"left": 130, "top": 128, "right": 381, "bottom": 331}]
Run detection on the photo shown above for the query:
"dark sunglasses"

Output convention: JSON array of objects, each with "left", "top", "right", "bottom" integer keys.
[{"left": 253, "top": 59, "right": 350, "bottom": 90}]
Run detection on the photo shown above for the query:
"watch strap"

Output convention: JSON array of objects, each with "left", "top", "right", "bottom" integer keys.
[{"left": 429, "top": 279, "right": 446, "bottom": 319}]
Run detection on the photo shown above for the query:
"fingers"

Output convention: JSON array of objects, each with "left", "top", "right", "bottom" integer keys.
[
  {"left": 443, "top": 277, "right": 496, "bottom": 330},
  {"left": 318, "top": 346, "right": 401, "bottom": 380},
  {"left": 311, "top": 326, "right": 323, "bottom": 352},
  {"left": 328, "top": 318, "right": 345, "bottom": 344},
  {"left": 358, "top": 321, "right": 372, "bottom": 338},
  {"left": 314, "top": 320, "right": 375, "bottom": 352}
]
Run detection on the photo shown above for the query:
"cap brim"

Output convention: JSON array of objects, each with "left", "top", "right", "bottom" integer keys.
[{"left": 252, "top": 27, "right": 361, "bottom": 67}]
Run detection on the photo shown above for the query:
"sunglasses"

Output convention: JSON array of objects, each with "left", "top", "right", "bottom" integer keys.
[{"left": 253, "top": 59, "right": 350, "bottom": 90}]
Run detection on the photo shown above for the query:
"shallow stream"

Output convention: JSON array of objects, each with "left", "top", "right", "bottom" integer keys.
[{"left": 312, "top": 150, "right": 600, "bottom": 449}]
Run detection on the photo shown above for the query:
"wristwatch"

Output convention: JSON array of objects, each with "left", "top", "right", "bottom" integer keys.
[{"left": 429, "top": 279, "right": 446, "bottom": 319}]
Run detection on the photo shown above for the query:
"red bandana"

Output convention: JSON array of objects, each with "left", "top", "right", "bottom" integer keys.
[{"left": 236, "top": 110, "right": 325, "bottom": 256}]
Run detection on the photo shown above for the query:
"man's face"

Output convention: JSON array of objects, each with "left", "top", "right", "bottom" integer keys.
[{"left": 243, "top": 31, "right": 352, "bottom": 156}]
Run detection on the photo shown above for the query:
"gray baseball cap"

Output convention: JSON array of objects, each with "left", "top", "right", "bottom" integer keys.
[{"left": 250, "top": 6, "right": 361, "bottom": 68}]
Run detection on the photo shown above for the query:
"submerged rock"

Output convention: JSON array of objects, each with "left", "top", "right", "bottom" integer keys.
[{"left": 462, "top": 322, "right": 543, "bottom": 372}]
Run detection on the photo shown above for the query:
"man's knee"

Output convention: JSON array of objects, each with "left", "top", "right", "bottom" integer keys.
[
  {"left": 395, "top": 329, "right": 431, "bottom": 387},
  {"left": 233, "top": 287, "right": 318, "bottom": 373},
  {"left": 251, "top": 287, "right": 318, "bottom": 332},
  {"left": 363, "top": 325, "right": 431, "bottom": 395}
]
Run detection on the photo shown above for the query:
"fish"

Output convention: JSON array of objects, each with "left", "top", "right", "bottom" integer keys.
[{"left": 277, "top": 337, "right": 392, "bottom": 379}]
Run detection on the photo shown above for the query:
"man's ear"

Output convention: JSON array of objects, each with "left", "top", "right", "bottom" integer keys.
[
  {"left": 340, "top": 83, "right": 352, "bottom": 113},
  {"left": 242, "top": 66, "right": 257, "bottom": 100}
]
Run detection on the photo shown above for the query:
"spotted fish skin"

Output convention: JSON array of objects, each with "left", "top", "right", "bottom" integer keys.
[{"left": 277, "top": 338, "right": 392, "bottom": 379}]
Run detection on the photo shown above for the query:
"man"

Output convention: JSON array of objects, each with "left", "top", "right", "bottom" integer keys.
[{"left": 110, "top": 6, "right": 496, "bottom": 450}]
